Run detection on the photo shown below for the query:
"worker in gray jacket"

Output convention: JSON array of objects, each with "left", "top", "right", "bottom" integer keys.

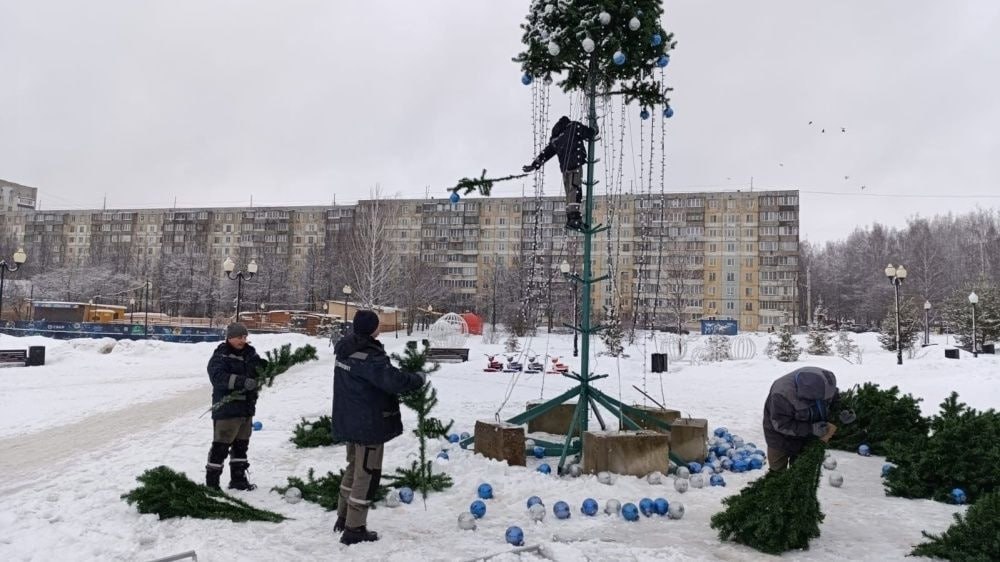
[{"left": 762, "top": 366, "right": 856, "bottom": 471}]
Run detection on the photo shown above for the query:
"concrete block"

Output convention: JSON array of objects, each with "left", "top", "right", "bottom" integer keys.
[
  {"left": 668, "top": 418, "right": 708, "bottom": 463},
  {"left": 581, "top": 430, "right": 670, "bottom": 477},
  {"left": 629, "top": 405, "right": 681, "bottom": 432},
  {"left": 474, "top": 420, "right": 526, "bottom": 466},
  {"left": 525, "top": 400, "right": 580, "bottom": 437}
]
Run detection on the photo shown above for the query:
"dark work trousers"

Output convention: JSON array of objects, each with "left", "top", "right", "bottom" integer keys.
[
  {"left": 207, "top": 417, "right": 253, "bottom": 473},
  {"left": 767, "top": 446, "right": 797, "bottom": 472},
  {"left": 337, "top": 442, "right": 385, "bottom": 529},
  {"left": 563, "top": 168, "right": 583, "bottom": 215}
]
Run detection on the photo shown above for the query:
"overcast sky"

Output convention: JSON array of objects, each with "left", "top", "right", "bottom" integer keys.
[{"left": 2, "top": 0, "right": 999, "bottom": 243}]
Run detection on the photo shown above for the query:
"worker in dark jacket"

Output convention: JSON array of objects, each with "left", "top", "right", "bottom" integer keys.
[
  {"left": 523, "top": 115, "right": 598, "bottom": 230},
  {"left": 205, "top": 323, "right": 268, "bottom": 490},
  {"left": 762, "top": 366, "right": 856, "bottom": 471},
  {"left": 332, "top": 310, "right": 426, "bottom": 546}
]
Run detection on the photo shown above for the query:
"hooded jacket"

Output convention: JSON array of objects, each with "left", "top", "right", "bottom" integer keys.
[
  {"left": 332, "top": 333, "right": 426, "bottom": 445},
  {"left": 762, "top": 366, "right": 840, "bottom": 455},
  {"left": 531, "top": 116, "right": 598, "bottom": 173},
  {"left": 207, "top": 341, "right": 267, "bottom": 420}
]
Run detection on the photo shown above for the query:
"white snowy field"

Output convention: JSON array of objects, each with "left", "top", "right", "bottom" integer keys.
[{"left": 0, "top": 330, "right": 995, "bottom": 562}]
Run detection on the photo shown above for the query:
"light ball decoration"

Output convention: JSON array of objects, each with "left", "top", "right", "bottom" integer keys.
[
  {"left": 663, "top": 106, "right": 674, "bottom": 118},
  {"left": 674, "top": 478, "right": 689, "bottom": 493},
  {"left": 567, "top": 463, "right": 583, "bottom": 477},
  {"left": 458, "top": 512, "right": 478, "bottom": 530},
  {"left": 656, "top": 54, "right": 670, "bottom": 68},
  {"left": 526, "top": 495, "right": 543, "bottom": 509},
  {"left": 428, "top": 313, "right": 470, "bottom": 349},
  {"left": 521, "top": 73, "right": 533, "bottom": 86},
  {"left": 629, "top": 17, "right": 641, "bottom": 31},
  {"left": 731, "top": 336, "right": 757, "bottom": 360},
  {"left": 654, "top": 497, "right": 669, "bottom": 516},
  {"left": 689, "top": 474, "right": 705, "bottom": 488},
  {"left": 622, "top": 502, "right": 640, "bottom": 521},
  {"left": 449, "top": 191, "right": 461, "bottom": 204},
  {"left": 597, "top": 471, "right": 613, "bottom": 485},
  {"left": 537, "top": 463, "right": 552, "bottom": 475},
  {"left": 547, "top": 41, "right": 560, "bottom": 56},
  {"left": 823, "top": 458, "right": 838, "bottom": 470},
  {"left": 675, "top": 466, "right": 691, "bottom": 479},
  {"left": 639, "top": 497, "right": 655, "bottom": 517},
  {"left": 668, "top": 502, "right": 685, "bottom": 520},
  {"left": 651, "top": 34, "right": 662, "bottom": 46},
  {"left": 528, "top": 502, "right": 546, "bottom": 521},
  {"left": 385, "top": 489, "right": 402, "bottom": 507},
  {"left": 646, "top": 471, "right": 664, "bottom": 485},
  {"left": 828, "top": 472, "right": 844, "bottom": 487},
  {"left": 505, "top": 526, "right": 525, "bottom": 546},
  {"left": 581, "top": 498, "right": 599, "bottom": 516},
  {"left": 612, "top": 51, "right": 626, "bottom": 65},
  {"left": 399, "top": 487, "right": 414, "bottom": 504},
  {"left": 598, "top": 11, "right": 611, "bottom": 25},
  {"left": 283, "top": 487, "right": 303, "bottom": 504},
  {"left": 858, "top": 444, "right": 872, "bottom": 457},
  {"left": 605, "top": 499, "right": 621, "bottom": 515},
  {"left": 640, "top": 108, "right": 650, "bottom": 120},
  {"left": 553, "top": 500, "right": 571, "bottom": 519},
  {"left": 582, "top": 37, "right": 595, "bottom": 53},
  {"left": 470, "top": 499, "right": 487, "bottom": 518},
  {"left": 477, "top": 483, "right": 494, "bottom": 500}
]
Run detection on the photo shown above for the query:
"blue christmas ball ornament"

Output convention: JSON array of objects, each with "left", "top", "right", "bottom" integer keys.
[
  {"left": 881, "top": 463, "right": 894, "bottom": 478},
  {"left": 477, "top": 483, "right": 494, "bottom": 500},
  {"left": 858, "top": 444, "right": 871, "bottom": 457},
  {"left": 710, "top": 474, "right": 726, "bottom": 487},
  {"left": 640, "top": 108, "right": 650, "bottom": 120},
  {"left": 581, "top": 498, "right": 599, "bottom": 516},
  {"left": 753, "top": 449, "right": 767, "bottom": 458},
  {"left": 537, "top": 463, "right": 551, "bottom": 475},
  {"left": 612, "top": 51, "right": 626, "bottom": 65},
  {"left": 657, "top": 54, "right": 671, "bottom": 68},
  {"left": 721, "top": 458, "right": 733, "bottom": 471},
  {"left": 726, "top": 449, "right": 740, "bottom": 460},
  {"left": 526, "top": 495, "right": 543, "bottom": 509},
  {"left": 746, "top": 442, "right": 758, "bottom": 450},
  {"left": 950, "top": 488, "right": 967, "bottom": 505},
  {"left": 749, "top": 456, "right": 764, "bottom": 470},
  {"left": 622, "top": 502, "right": 640, "bottom": 521},
  {"left": 252, "top": 421, "right": 263, "bottom": 431},
  {"left": 448, "top": 433, "right": 460, "bottom": 443},
  {"left": 687, "top": 462, "right": 702, "bottom": 474},
  {"left": 398, "top": 487, "right": 414, "bottom": 504},
  {"left": 460, "top": 431, "right": 471, "bottom": 440},
  {"left": 651, "top": 33, "right": 662, "bottom": 46},
  {"left": 732, "top": 459, "right": 749, "bottom": 473},
  {"left": 731, "top": 436, "right": 745, "bottom": 449},
  {"left": 505, "top": 526, "right": 525, "bottom": 547},
  {"left": 639, "top": 497, "right": 655, "bottom": 517},
  {"left": 663, "top": 106, "right": 674, "bottom": 119},
  {"left": 715, "top": 442, "right": 731, "bottom": 456},
  {"left": 532, "top": 445, "right": 545, "bottom": 459},
  {"left": 521, "top": 73, "right": 533, "bottom": 86},
  {"left": 654, "top": 497, "right": 669, "bottom": 516},
  {"left": 714, "top": 427, "right": 728, "bottom": 438},
  {"left": 449, "top": 192, "right": 460, "bottom": 204},
  {"left": 553, "top": 500, "right": 571, "bottom": 519},
  {"left": 437, "top": 451, "right": 449, "bottom": 461},
  {"left": 470, "top": 500, "right": 487, "bottom": 519}
]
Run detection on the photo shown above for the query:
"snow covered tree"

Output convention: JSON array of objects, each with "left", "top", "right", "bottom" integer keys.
[
  {"left": 600, "top": 304, "right": 626, "bottom": 357},
  {"left": 349, "top": 186, "right": 399, "bottom": 309},
  {"left": 706, "top": 335, "right": 731, "bottom": 362},
  {"left": 764, "top": 336, "right": 777, "bottom": 359},
  {"left": 806, "top": 323, "right": 832, "bottom": 356},
  {"left": 941, "top": 282, "right": 1000, "bottom": 350},
  {"left": 834, "top": 331, "right": 859, "bottom": 361},
  {"left": 504, "top": 332, "right": 521, "bottom": 354},
  {"left": 775, "top": 326, "right": 801, "bottom": 362},
  {"left": 877, "top": 297, "right": 920, "bottom": 352}
]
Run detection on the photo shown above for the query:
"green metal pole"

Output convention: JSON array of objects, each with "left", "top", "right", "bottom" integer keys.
[{"left": 577, "top": 62, "right": 599, "bottom": 436}]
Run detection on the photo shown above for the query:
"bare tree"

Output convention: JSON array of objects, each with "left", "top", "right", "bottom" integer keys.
[
  {"left": 349, "top": 186, "right": 399, "bottom": 308},
  {"left": 395, "top": 255, "right": 447, "bottom": 335}
]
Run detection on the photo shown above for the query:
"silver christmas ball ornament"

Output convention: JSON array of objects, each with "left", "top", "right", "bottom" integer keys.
[
  {"left": 597, "top": 471, "right": 613, "bottom": 485},
  {"left": 528, "top": 503, "right": 546, "bottom": 521},
  {"left": 605, "top": 499, "right": 621, "bottom": 515},
  {"left": 823, "top": 458, "right": 837, "bottom": 470},
  {"left": 598, "top": 11, "right": 611, "bottom": 25},
  {"left": 547, "top": 42, "right": 560, "bottom": 56},
  {"left": 283, "top": 487, "right": 302, "bottom": 504},
  {"left": 458, "top": 512, "right": 478, "bottom": 530},
  {"left": 668, "top": 502, "right": 686, "bottom": 520},
  {"left": 646, "top": 471, "right": 664, "bottom": 485},
  {"left": 828, "top": 472, "right": 844, "bottom": 487},
  {"left": 629, "top": 17, "right": 641, "bottom": 31},
  {"left": 675, "top": 466, "right": 691, "bottom": 479},
  {"left": 582, "top": 37, "right": 595, "bottom": 53},
  {"left": 674, "top": 478, "right": 689, "bottom": 493}
]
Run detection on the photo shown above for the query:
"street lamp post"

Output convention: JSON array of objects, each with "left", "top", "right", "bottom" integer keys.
[
  {"left": 968, "top": 292, "right": 979, "bottom": 358},
  {"left": 923, "top": 300, "right": 931, "bottom": 347},
  {"left": 129, "top": 297, "right": 136, "bottom": 324},
  {"left": 143, "top": 280, "right": 151, "bottom": 337},
  {"left": 884, "top": 263, "right": 908, "bottom": 365},
  {"left": 560, "top": 260, "right": 579, "bottom": 358},
  {"left": 0, "top": 248, "right": 27, "bottom": 321},
  {"left": 223, "top": 257, "right": 258, "bottom": 321},
  {"left": 342, "top": 285, "right": 352, "bottom": 322}
]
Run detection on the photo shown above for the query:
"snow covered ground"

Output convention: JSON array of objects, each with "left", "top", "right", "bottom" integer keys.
[{"left": 0, "top": 330, "right": 995, "bottom": 561}]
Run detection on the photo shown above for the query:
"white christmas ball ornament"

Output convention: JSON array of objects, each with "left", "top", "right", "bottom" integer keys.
[
  {"left": 823, "top": 458, "right": 837, "bottom": 470},
  {"left": 597, "top": 471, "right": 613, "bottom": 485},
  {"left": 582, "top": 37, "right": 595, "bottom": 53},
  {"left": 547, "top": 42, "right": 560, "bottom": 56},
  {"left": 528, "top": 503, "right": 546, "bottom": 521},
  {"left": 646, "top": 471, "right": 664, "bottom": 485},
  {"left": 568, "top": 463, "right": 583, "bottom": 477},
  {"left": 458, "top": 512, "right": 478, "bottom": 530},
  {"left": 828, "top": 472, "right": 844, "bottom": 487},
  {"left": 668, "top": 502, "right": 686, "bottom": 520},
  {"left": 689, "top": 474, "right": 705, "bottom": 488},
  {"left": 605, "top": 499, "right": 622, "bottom": 515},
  {"left": 283, "top": 487, "right": 303, "bottom": 504},
  {"left": 629, "top": 17, "right": 641, "bottom": 31},
  {"left": 385, "top": 489, "right": 401, "bottom": 507},
  {"left": 675, "top": 466, "right": 691, "bottom": 479},
  {"left": 598, "top": 11, "right": 611, "bottom": 25},
  {"left": 674, "top": 478, "right": 689, "bottom": 493}
]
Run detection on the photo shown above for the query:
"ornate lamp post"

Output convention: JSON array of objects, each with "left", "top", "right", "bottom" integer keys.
[
  {"left": 968, "top": 291, "right": 978, "bottom": 358},
  {"left": 560, "top": 259, "right": 579, "bottom": 357},
  {"left": 0, "top": 248, "right": 27, "bottom": 320},
  {"left": 342, "top": 285, "right": 352, "bottom": 322},
  {"left": 923, "top": 300, "right": 931, "bottom": 347},
  {"left": 223, "top": 257, "right": 257, "bottom": 321},
  {"left": 884, "top": 263, "right": 907, "bottom": 365}
]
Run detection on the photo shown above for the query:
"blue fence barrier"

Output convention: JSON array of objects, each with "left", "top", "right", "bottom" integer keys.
[{"left": 0, "top": 320, "right": 223, "bottom": 343}]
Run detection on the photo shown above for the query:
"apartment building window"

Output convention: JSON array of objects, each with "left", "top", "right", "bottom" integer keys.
[
  {"left": 745, "top": 287, "right": 753, "bottom": 297},
  {"left": 725, "top": 272, "right": 735, "bottom": 282},
  {"left": 745, "top": 273, "right": 752, "bottom": 282},
  {"left": 745, "top": 302, "right": 753, "bottom": 311}
]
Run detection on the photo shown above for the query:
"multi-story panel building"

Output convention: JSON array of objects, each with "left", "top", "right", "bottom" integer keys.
[
  {"left": 0, "top": 179, "right": 37, "bottom": 212},
  {"left": 0, "top": 188, "right": 799, "bottom": 330}
]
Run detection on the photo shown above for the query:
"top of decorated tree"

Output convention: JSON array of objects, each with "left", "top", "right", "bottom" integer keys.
[{"left": 514, "top": 0, "right": 675, "bottom": 109}]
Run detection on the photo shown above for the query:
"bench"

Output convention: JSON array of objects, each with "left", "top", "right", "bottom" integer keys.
[
  {"left": 0, "top": 349, "right": 28, "bottom": 366},
  {"left": 427, "top": 347, "right": 470, "bottom": 363}
]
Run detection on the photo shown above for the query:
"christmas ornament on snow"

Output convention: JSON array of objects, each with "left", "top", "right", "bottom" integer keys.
[
  {"left": 881, "top": 463, "right": 894, "bottom": 478},
  {"left": 654, "top": 497, "right": 669, "bottom": 515},
  {"left": 690, "top": 474, "right": 705, "bottom": 488},
  {"left": 639, "top": 497, "right": 655, "bottom": 517},
  {"left": 581, "top": 498, "right": 599, "bottom": 516},
  {"left": 710, "top": 474, "right": 726, "bottom": 487},
  {"left": 567, "top": 463, "right": 583, "bottom": 477},
  {"left": 470, "top": 500, "right": 487, "bottom": 518},
  {"left": 858, "top": 444, "right": 871, "bottom": 456},
  {"left": 283, "top": 487, "right": 302, "bottom": 504},
  {"left": 460, "top": 431, "right": 471, "bottom": 440},
  {"left": 505, "top": 526, "right": 525, "bottom": 546},
  {"left": 675, "top": 467, "right": 691, "bottom": 479},
  {"left": 529, "top": 503, "right": 546, "bottom": 521},
  {"left": 437, "top": 451, "right": 449, "bottom": 461},
  {"left": 458, "top": 512, "right": 478, "bottom": 530},
  {"left": 823, "top": 457, "right": 837, "bottom": 470},
  {"left": 629, "top": 17, "right": 641, "bottom": 30},
  {"left": 828, "top": 472, "right": 844, "bottom": 487},
  {"left": 399, "top": 487, "right": 414, "bottom": 504},
  {"left": 597, "top": 471, "right": 614, "bottom": 485},
  {"left": 674, "top": 478, "right": 689, "bottom": 493},
  {"left": 668, "top": 502, "right": 686, "bottom": 519},
  {"left": 385, "top": 489, "right": 402, "bottom": 507},
  {"left": 605, "top": 499, "right": 621, "bottom": 515},
  {"left": 477, "top": 483, "right": 494, "bottom": 499},
  {"left": 646, "top": 471, "right": 664, "bottom": 485},
  {"left": 252, "top": 421, "right": 263, "bottom": 431},
  {"left": 911, "top": 489, "right": 999, "bottom": 560},
  {"left": 553, "top": 500, "right": 571, "bottom": 519},
  {"left": 537, "top": 463, "right": 552, "bottom": 474},
  {"left": 532, "top": 446, "right": 545, "bottom": 458},
  {"left": 526, "top": 495, "right": 543, "bottom": 509},
  {"left": 949, "top": 488, "right": 967, "bottom": 505},
  {"left": 622, "top": 502, "right": 640, "bottom": 521}
]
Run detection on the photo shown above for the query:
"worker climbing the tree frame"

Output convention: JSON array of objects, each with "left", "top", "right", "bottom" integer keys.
[{"left": 523, "top": 115, "right": 598, "bottom": 231}]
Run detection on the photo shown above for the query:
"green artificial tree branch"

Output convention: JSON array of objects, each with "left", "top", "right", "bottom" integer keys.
[{"left": 448, "top": 170, "right": 530, "bottom": 197}]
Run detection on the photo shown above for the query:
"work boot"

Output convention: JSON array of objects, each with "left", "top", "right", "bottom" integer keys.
[
  {"left": 228, "top": 461, "right": 257, "bottom": 491},
  {"left": 565, "top": 211, "right": 585, "bottom": 231},
  {"left": 334, "top": 515, "right": 346, "bottom": 533},
  {"left": 206, "top": 467, "right": 223, "bottom": 490},
  {"left": 340, "top": 526, "right": 379, "bottom": 545}
]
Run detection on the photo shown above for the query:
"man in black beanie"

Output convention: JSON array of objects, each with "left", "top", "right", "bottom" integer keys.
[
  {"left": 205, "top": 322, "right": 268, "bottom": 490},
  {"left": 332, "top": 309, "right": 426, "bottom": 545}
]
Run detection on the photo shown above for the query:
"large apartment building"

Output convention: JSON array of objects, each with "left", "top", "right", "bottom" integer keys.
[{"left": 0, "top": 189, "right": 800, "bottom": 330}]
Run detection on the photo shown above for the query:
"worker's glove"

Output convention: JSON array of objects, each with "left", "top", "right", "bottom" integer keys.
[
  {"left": 839, "top": 409, "right": 857, "bottom": 424},
  {"left": 243, "top": 377, "right": 258, "bottom": 391},
  {"left": 522, "top": 163, "right": 537, "bottom": 173},
  {"left": 811, "top": 421, "right": 830, "bottom": 438}
]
